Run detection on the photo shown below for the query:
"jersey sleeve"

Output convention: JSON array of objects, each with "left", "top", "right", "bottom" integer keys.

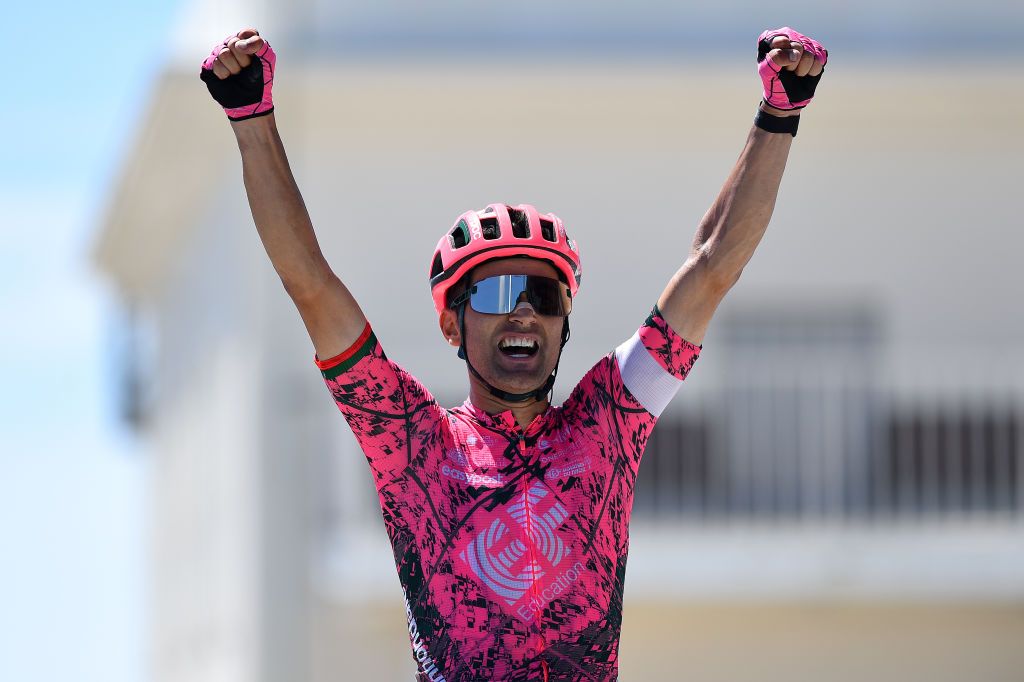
[
  {"left": 562, "top": 305, "right": 701, "bottom": 471},
  {"left": 315, "top": 323, "right": 445, "bottom": 488},
  {"left": 613, "top": 304, "right": 702, "bottom": 416}
]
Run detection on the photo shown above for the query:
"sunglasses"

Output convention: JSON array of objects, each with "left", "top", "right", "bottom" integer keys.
[{"left": 451, "top": 274, "right": 572, "bottom": 317}]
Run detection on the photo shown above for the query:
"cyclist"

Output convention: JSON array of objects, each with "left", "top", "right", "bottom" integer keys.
[{"left": 201, "top": 26, "right": 826, "bottom": 681}]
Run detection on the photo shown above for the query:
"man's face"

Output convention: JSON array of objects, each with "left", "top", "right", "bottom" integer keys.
[{"left": 443, "top": 258, "right": 568, "bottom": 396}]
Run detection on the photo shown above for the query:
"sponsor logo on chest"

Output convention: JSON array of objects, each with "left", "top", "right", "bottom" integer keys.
[{"left": 455, "top": 481, "right": 586, "bottom": 622}]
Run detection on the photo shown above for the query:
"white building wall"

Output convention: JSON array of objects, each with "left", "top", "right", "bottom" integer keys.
[{"left": 146, "top": 178, "right": 270, "bottom": 682}]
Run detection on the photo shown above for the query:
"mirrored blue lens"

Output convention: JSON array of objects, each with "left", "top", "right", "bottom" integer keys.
[{"left": 467, "top": 275, "right": 571, "bottom": 316}]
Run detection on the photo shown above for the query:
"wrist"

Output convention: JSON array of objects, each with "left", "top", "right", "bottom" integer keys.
[
  {"left": 231, "top": 110, "right": 276, "bottom": 129},
  {"left": 758, "top": 101, "right": 801, "bottom": 117},
  {"left": 753, "top": 106, "right": 800, "bottom": 137},
  {"left": 231, "top": 111, "right": 279, "bottom": 148}
]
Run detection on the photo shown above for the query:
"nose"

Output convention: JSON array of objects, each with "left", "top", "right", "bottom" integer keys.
[{"left": 508, "top": 299, "right": 537, "bottom": 320}]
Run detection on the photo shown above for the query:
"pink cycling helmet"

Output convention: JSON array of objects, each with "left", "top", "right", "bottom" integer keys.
[{"left": 429, "top": 203, "right": 582, "bottom": 316}]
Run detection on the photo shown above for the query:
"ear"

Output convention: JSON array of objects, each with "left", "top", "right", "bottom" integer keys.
[{"left": 439, "top": 308, "right": 461, "bottom": 347}]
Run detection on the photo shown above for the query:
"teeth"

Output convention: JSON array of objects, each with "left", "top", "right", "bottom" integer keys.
[{"left": 499, "top": 337, "right": 537, "bottom": 349}]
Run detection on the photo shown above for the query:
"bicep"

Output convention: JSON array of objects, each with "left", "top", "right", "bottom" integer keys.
[
  {"left": 657, "top": 248, "right": 733, "bottom": 347},
  {"left": 289, "top": 273, "right": 368, "bottom": 362}
]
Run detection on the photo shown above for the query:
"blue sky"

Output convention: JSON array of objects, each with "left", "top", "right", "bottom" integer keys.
[{"left": 1, "top": 2, "right": 183, "bottom": 680}]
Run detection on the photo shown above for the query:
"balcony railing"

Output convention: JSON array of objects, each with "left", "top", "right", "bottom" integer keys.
[{"left": 636, "top": 396, "right": 1021, "bottom": 522}]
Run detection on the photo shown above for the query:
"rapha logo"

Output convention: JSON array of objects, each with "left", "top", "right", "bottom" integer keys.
[{"left": 458, "top": 481, "right": 581, "bottom": 621}]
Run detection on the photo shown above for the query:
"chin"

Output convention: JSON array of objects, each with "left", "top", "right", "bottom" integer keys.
[{"left": 487, "top": 356, "right": 557, "bottom": 393}]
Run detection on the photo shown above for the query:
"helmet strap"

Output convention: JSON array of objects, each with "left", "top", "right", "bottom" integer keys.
[{"left": 455, "top": 305, "right": 569, "bottom": 404}]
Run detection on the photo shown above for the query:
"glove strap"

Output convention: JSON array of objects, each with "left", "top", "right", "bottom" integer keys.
[{"left": 754, "top": 107, "right": 800, "bottom": 137}]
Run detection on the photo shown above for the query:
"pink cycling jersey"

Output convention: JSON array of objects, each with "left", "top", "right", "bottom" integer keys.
[{"left": 316, "top": 307, "right": 700, "bottom": 681}]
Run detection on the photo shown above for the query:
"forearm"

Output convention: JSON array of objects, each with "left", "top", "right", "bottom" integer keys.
[
  {"left": 656, "top": 27, "right": 825, "bottom": 345},
  {"left": 232, "top": 113, "right": 332, "bottom": 298},
  {"left": 694, "top": 106, "right": 797, "bottom": 287}
]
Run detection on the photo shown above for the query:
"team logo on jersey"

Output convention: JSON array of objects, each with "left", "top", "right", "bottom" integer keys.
[{"left": 457, "top": 481, "right": 584, "bottom": 622}]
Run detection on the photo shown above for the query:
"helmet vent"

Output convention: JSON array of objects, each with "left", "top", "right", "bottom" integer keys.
[
  {"left": 450, "top": 219, "right": 471, "bottom": 248},
  {"left": 508, "top": 207, "right": 530, "bottom": 238},
  {"left": 430, "top": 251, "right": 444, "bottom": 279},
  {"left": 539, "top": 218, "right": 556, "bottom": 242},
  {"left": 480, "top": 216, "right": 501, "bottom": 240}
]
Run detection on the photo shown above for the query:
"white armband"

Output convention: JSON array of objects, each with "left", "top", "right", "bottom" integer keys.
[{"left": 614, "top": 331, "right": 683, "bottom": 417}]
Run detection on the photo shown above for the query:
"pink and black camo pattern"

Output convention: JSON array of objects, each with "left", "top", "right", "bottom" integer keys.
[
  {"left": 318, "top": 310, "right": 700, "bottom": 681},
  {"left": 638, "top": 307, "right": 701, "bottom": 380}
]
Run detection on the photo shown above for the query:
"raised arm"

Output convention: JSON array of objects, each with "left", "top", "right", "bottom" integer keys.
[
  {"left": 657, "top": 28, "right": 827, "bottom": 346},
  {"left": 201, "top": 29, "right": 367, "bottom": 361}
]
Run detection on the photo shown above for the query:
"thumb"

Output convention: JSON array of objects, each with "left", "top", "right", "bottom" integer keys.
[{"left": 236, "top": 36, "right": 265, "bottom": 54}]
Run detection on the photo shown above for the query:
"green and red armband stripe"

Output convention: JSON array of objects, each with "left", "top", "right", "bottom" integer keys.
[{"left": 314, "top": 322, "right": 375, "bottom": 380}]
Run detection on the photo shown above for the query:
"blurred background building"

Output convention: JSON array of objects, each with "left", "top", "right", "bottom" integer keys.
[{"left": 93, "top": 0, "right": 1024, "bottom": 680}]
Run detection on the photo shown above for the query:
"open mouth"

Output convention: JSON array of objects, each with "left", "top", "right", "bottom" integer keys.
[{"left": 498, "top": 336, "right": 539, "bottom": 358}]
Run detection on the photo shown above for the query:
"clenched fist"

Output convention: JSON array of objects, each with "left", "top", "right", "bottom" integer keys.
[
  {"left": 756, "top": 27, "right": 827, "bottom": 110},
  {"left": 200, "top": 28, "right": 276, "bottom": 121}
]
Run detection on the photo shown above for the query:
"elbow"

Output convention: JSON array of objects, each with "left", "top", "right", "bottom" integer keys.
[
  {"left": 695, "top": 242, "right": 742, "bottom": 297},
  {"left": 281, "top": 267, "right": 335, "bottom": 304}
]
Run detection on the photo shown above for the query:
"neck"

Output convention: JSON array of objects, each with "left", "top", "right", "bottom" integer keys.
[{"left": 467, "top": 375, "right": 550, "bottom": 430}]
